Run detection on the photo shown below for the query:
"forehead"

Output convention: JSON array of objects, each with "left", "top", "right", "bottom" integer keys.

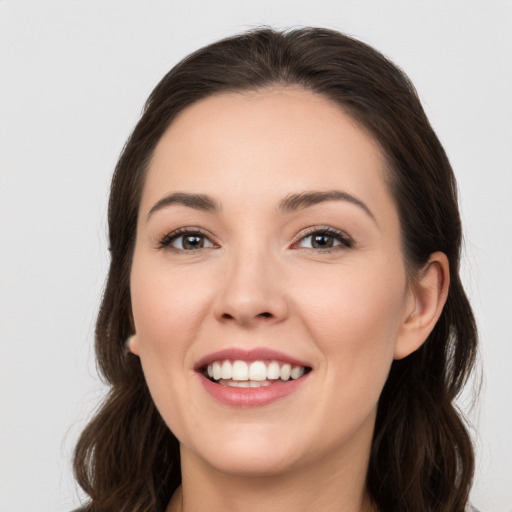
[{"left": 142, "top": 87, "right": 392, "bottom": 214}]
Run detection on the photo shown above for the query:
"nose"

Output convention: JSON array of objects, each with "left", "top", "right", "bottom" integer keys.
[{"left": 213, "top": 246, "right": 289, "bottom": 327}]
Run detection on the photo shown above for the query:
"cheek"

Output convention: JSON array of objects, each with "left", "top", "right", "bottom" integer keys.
[
  {"left": 296, "top": 262, "right": 407, "bottom": 375},
  {"left": 295, "top": 266, "right": 407, "bottom": 438},
  {"left": 129, "top": 255, "right": 213, "bottom": 432},
  {"left": 130, "top": 257, "right": 212, "bottom": 356}
]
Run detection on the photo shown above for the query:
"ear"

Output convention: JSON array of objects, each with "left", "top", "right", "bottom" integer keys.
[
  {"left": 126, "top": 334, "right": 140, "bottom": 356},
  {"left": 394, "top": 252, "right": 450, "bottom": 360}
]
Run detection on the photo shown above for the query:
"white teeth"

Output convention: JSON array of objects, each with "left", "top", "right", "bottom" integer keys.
[
  {"left": 212, "top": 361, "right": 222, "bottom": 380},
  {"left": 280, "top": 363, "right": 291, "bottom": 381},
  {"left": 267, "top": 360, "right": 280, "bottom": 380},
  {"left": 206, "top": 359, "right": 308, "bottom": 384},
  {"left": 291, "top": 365, "right": 305, "bottom": 379},
  {"left": 248, "top": 361, "right": 267, "bottom": 381},
  {"left": 232, "top": 360, "right": 249, "bottom": 381},
  {"left": 221, "top": 360, "right": 232, "bottom": 379}
]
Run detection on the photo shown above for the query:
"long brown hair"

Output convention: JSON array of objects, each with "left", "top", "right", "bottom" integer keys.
[{"left": 74, "top": 27, "right": 477, "bottom": 512}]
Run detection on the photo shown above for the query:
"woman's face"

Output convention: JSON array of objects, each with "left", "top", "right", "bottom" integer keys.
[{"left": 130, "top": 88, "right": 416, "bottom": 477}]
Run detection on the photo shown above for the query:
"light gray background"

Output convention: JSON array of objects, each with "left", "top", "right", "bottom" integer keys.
[{"left": 1, "top": 1, "right": 511, "bottom": 511}]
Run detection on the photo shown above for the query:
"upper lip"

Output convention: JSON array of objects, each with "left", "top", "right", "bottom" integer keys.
[{"left": 194, "top": 347, "right": 311, "bottom": 371}]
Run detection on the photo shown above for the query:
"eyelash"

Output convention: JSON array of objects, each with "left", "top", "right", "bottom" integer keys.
[
  {"left": 158, "top": 226, "right": 354, "bottom": 253},
  {"left": 292, "top": 226, "right": 354, "bottom": 252},
  {"left": 158, "top": 227, "right": 216, "bottom": 251}
]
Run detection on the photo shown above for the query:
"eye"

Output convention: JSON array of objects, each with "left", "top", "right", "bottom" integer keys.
[
  {"left": 295, "top": 227, "right": 353, "bottom": 251},
  {"left": 159, "top": 229, "right": 216, "bottom": 251}
]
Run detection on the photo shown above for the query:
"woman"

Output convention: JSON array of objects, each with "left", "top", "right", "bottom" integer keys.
[{"left": 73, "top": 27, "right": 478, "bottom": 512}]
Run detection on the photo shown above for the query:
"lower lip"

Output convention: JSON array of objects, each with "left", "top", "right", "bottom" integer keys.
[{"left": 198, "top": 374, "right": 310, "bottom": 407}]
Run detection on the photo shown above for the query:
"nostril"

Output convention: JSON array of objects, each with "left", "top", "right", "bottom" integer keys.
[{"left": 220, "top": 312, "right": 271, "bottom": 320}]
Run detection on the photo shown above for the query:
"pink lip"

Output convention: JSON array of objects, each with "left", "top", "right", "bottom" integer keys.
[
  {"left": 194, "top": 347, "right": 311, "bottom": 370},
  {"left": 197, "top": 372, "right": 310, "bottom": 408},
  {"left": 194, "top": 347, "right": 311, "bottom": 408}
]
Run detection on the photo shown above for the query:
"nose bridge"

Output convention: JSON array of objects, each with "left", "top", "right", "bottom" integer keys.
[{"left": 214, "top": 237, "right": 288, "bottom": 325}]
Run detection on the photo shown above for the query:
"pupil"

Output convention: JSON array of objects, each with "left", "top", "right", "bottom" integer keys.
[
  {"left": 312, "top": 234, "right": 333, "bottom": 248},
  {"left": 183, "top": 235, "right": 203, "bottom": 250}
]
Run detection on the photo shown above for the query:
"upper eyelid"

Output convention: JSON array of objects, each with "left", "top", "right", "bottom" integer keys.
[
  {"left": 292, "top": 225, "right": 353, "bottom": 244},
  {"left": 158, "top": 227, "right": 217, "bottom": 248},
  {"left": 157, "top": 225, "right": 353, "bottom": 248}
]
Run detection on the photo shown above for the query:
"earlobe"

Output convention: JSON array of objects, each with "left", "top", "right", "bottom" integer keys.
[
  {"left": 125, "top": 334, "right": 140, "bottom": 356},
  {"left": 394, "top": 252, "right": 450, "bottom": 360}
]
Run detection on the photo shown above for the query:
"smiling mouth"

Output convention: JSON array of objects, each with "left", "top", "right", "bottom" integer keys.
[{"left": 201, "top": 359, "right": 312, "bottom": 388}]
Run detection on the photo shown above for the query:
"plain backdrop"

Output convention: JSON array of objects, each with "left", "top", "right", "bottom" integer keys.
[{"left": 1, "top": 1, "right": 511, "bottom": 511}]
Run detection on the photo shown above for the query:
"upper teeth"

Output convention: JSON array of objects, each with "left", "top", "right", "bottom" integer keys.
[{"left": 206, "top": 360, "right": 306, "bottom": 382}]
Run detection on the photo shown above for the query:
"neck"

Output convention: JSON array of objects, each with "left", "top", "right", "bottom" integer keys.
[{"left": 167, "top": 438, "right": 376, "bottom": 512}]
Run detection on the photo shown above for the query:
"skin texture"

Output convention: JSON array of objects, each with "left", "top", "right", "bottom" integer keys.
[{"left": 129, "top": 88, "right": 449, "bottom": 512}]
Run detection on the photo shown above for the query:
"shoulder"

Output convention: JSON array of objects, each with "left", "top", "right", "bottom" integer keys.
[{"left": 466, "top": 505, "right": 482, "bottom": 512}]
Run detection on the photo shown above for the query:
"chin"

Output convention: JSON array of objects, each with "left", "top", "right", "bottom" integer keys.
[
  {"left": 180, "top": 426, "right": 308, "bottom": 477},
  {"left": 198, "top": 446, "right": 302, "bottom": 478}
]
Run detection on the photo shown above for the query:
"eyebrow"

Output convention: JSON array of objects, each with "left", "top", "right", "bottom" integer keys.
[
  {"left": 147, "top": 192, "right": 221, "bottom": 220},
  {"left": 278, "top": 190, "right": 376, "bottom": 223},
  {"left": 147, "top": 189, "right": 376, "bottom": 224}
]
